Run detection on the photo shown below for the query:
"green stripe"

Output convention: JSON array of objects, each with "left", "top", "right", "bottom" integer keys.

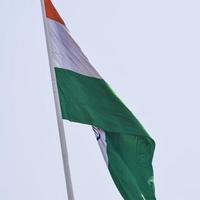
[
  {"left": 55, "top": 67, "right": 156, "bottom": 200},
  {"left": 106, "top": 133, "right": 155, "bottom": 200}
]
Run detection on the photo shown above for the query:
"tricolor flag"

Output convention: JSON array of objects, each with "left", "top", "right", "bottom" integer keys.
[{"left": 42, "top": 0, "right": 156, "bottom": 199}]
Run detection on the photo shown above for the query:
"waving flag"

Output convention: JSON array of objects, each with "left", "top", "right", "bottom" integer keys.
[{"left": 43, "top": 0, "right": 156, "bottom": 199}]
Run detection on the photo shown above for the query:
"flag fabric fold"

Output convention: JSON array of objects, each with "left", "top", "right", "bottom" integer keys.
[{"left": 43, "top": 1, "right": 156, "bottom": 199}]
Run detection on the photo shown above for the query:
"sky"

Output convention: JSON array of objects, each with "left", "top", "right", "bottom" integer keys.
[{"left": 1, "top": 0, "right": 200, "bottom": 199}]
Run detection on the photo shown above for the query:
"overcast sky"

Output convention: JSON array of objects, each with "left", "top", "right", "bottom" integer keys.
[{"left": 1, "top": 0, "right": 200, "bottom": 199}]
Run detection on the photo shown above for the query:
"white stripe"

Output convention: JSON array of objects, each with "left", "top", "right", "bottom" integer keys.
[
  {"left": 92, "top": 127, "right": 108, "bottom": 165},
  {"left": 46, "top": 19, "right": 101, "bottom": 79}
]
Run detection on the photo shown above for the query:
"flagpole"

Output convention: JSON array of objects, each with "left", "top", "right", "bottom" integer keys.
[{"left": 40, "top": 1, "right": 75, "bottom": 199}]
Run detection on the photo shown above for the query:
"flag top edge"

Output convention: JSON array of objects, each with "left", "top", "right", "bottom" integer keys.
[{"left": 44, "top": 0, "right": 65, "bottom": 25}]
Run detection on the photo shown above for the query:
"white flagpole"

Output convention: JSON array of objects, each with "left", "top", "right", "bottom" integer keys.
[{"left": 40, "top": 0, "right": 75, "bottom": 199}]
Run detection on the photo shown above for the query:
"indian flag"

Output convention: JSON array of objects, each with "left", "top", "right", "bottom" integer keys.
[{"left": 42, "top": 0, "right": 156, "bottom": 199}]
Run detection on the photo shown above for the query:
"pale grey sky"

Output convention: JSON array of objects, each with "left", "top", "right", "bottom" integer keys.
[{"left": 1, "top": 0, "right": 200, "bottom": 199}]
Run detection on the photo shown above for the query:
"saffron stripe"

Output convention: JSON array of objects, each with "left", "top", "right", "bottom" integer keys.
[{"left": 44, "top": 0, "right": 65, "bottom": 25}]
